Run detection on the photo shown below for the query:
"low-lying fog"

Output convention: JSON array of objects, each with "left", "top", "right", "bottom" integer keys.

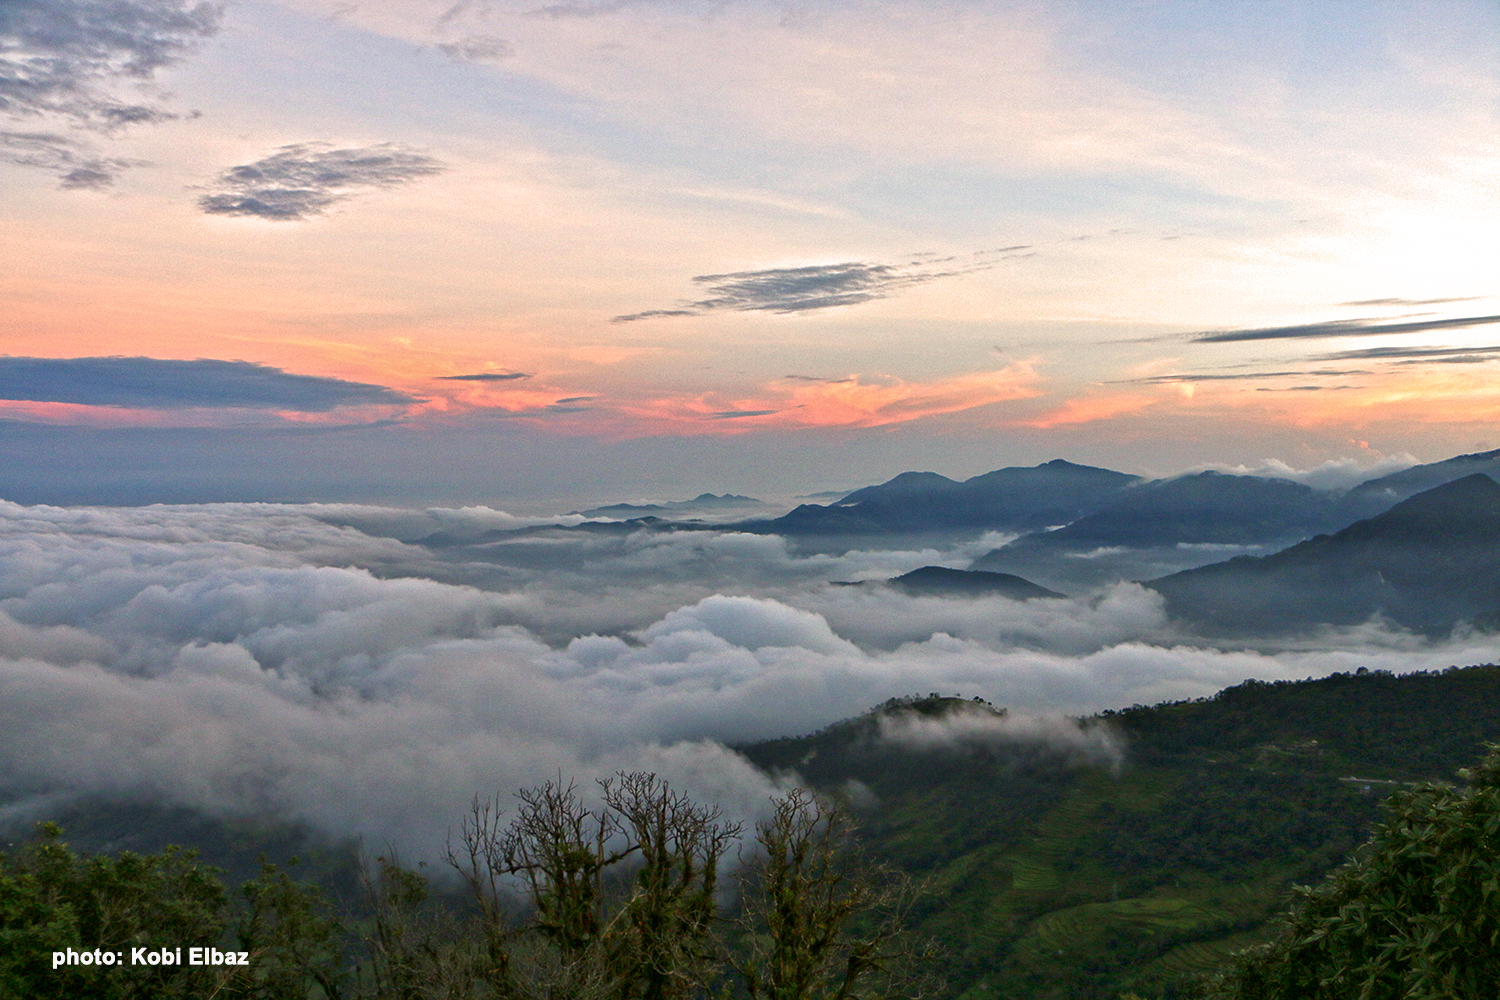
[{"left": 3, "top": 499, "right": 1496, "bottom": 854}]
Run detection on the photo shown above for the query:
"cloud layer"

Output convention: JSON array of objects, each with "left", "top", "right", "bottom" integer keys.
[
  {"left": 199, "top": 143, "right": 446, "bottom": 220},
  {"left": 0, "top": 356, "right": 418, "bottom": 410},
  {"left": 5, "top": 500, "right": 1500, "bottom": 856}
]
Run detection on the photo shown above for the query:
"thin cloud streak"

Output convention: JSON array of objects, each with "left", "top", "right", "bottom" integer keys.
[
  {"left": 1316, "top": 345, "right": 1500, "bottom": 363},
  {"left": 1193, "top": 314, "right": 1500, "bottom": 343},
  {"left": 1338, "top": 297, "right": 1486, "bottom": 307},
  {"left": 1115, "top": 369, "right": 1370, "bottom": 384},
  {"left": 611, "top": 254, "right": 1000, "bottom": 322},
  {"left": 436, "top": 34, "right": 513, "bottom": 61}
]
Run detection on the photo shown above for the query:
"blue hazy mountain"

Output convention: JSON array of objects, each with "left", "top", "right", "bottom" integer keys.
[
  {"left": 968, "top": 471, "right": 1348, "bottom": 592},
  {"left": 569, "top": 493, "right": 767, "bottom": 517},
  {"left": 757, "top": 448, "right": 1500, "bottom": 548},
  {"left": 751, "top": 459, "right": 1141, "bottom": 536},
  {"left": 1147, "top": 473, "right": 1500, "bottom": 634}
]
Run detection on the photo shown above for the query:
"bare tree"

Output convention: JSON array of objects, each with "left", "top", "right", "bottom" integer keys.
[
  {"left": 732, "top": 789, "right": 940, "bottom": 1000},
  {"left": 444, "top": 773, "right": 739, "bottom": 1000}
]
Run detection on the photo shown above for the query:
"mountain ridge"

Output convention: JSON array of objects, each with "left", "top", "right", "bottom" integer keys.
[
  {"left": 1147, "top": 473, "right": 1500, "bottom": 634},
  {"left": 744, "top": 459, "right": 1142, "bottom": 537}
]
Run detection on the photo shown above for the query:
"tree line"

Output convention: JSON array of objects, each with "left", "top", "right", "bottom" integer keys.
[{"left": 0, "top": 775, "right": 935, "bottom": 1000}]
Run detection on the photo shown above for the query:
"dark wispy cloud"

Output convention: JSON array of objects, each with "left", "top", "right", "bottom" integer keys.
[
  {"left": 523, "top": 1, "right": 628, "bottom": 20},
  {"left": 783, "top": 374, "right": 854, "bottom": 384},
  {"left": 0, "top": 356, "right": 418, "bottom": 410},
  {"left": 1192, "top": 313, "right": 1500, "bottom": 344},
  {"left": 1315, "top": 345, "right": 1500, "bottom": 365},
  {"left": 546, "top": 396, "right": 596, "bottom": 413},
  {"left": 0, "top": 130, "right": 141, "bottom": 187},
  {"left": 710, "top": 409, "right": 777, "bottom": 419},
  {"left": 436, "top": 35, "right": 513, "bottom": 61},
  {"left": 436, "top": 371, "right": 532, "bottom": 381},
  {"left": 0, "top": 0, "right": 221, "bottom": 129},
  {"left": 199, "top": 143, "right": 446, "bottom": 221},
  {"left": 1115, "top": 368, "right": 1368, "bottom": 385},
  {"left": 612, "top": 254, "right": 999, "bottom": 323},
  {"left": 617, "top": 309, "right": 698, "bottom": 321},
  {"left": 1338, "top": 297, "right": 1484, "bottom": 307}
]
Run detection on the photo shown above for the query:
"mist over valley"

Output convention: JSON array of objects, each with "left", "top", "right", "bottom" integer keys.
[{"left": 7, "top": 448, "right": 1500, "bottom": 857}]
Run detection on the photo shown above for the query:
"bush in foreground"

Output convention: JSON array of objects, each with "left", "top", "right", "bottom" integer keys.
[{"left": 1207, "top": 744, "right": 1500, "bottom": 1000}]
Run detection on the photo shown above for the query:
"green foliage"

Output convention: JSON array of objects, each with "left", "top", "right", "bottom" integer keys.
[
  {"left": 0, "top": 821, "right": 235, "bottom": 999},
  {"left": 358, "top": 853, "right": 491, "bottom": 1000},
  {"left": 1207, "top": 743, "right": 1500, "bottom": 1000},
  {"left": 1085, "top": 765, "right": 1375, "bottom": 890},
  {"left": 1112, "top": 665, "right": 1500, "bottom": 779},
  {"left": 0, "top": 822, "right": 356, "bottom": 1000},
  {"left": 238, "top": 859, "right": 349, "bottom": 999}
]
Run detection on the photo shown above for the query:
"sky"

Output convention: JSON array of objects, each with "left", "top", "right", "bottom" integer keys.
[{"left": 3, "top": 0, "right": 1499, "bottom": 506}]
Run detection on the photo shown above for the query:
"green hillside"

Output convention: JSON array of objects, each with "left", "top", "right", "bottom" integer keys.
[
  {"left": 737, "top": 664, "right": 1500, "bottom": 999},
  {"left": 8, "top": 665, "right": 1500, "bottom": 998}
]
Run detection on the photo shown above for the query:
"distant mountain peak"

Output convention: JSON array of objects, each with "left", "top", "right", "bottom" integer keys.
[
  {"left": 873, "top": 471, "right": 960, "bottom": 489},
  {"left": 888, "top": 565, "right": 1064, "bottom": 599}
]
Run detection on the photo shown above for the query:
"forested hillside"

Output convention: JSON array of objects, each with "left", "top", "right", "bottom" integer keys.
[{"left": 738, "top": 664, "right": 1500, "bottom": 998}]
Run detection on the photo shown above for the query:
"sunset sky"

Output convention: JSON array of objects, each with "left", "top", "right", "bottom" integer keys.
[{"left": 4, "top": 0, "right": 1499, "bottom": 506}]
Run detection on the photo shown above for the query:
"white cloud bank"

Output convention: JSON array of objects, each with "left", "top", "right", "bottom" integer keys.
[{"left": 2, "top": 500, "right": 1498, "bottom": 855}]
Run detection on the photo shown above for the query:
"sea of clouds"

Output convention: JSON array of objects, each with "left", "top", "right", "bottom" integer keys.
[{"left": 3, "top": 499, "right": 1498, "bottom": 855}]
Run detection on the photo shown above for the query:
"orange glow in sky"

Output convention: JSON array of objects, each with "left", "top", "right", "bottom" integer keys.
[{"left": 2, "top": 0, "right": 1498, "bottom": 500}]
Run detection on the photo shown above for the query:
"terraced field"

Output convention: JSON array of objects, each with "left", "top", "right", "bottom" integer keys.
[
  {"left": 1006, "top": 854, "right": 1062, "bottom": 892},
  {"left": 1150, "top": 928, "right": 1275, "bottom": 977},
  {"left": 1014, "top": 881, "right": 1272, "bottom": 964}
]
